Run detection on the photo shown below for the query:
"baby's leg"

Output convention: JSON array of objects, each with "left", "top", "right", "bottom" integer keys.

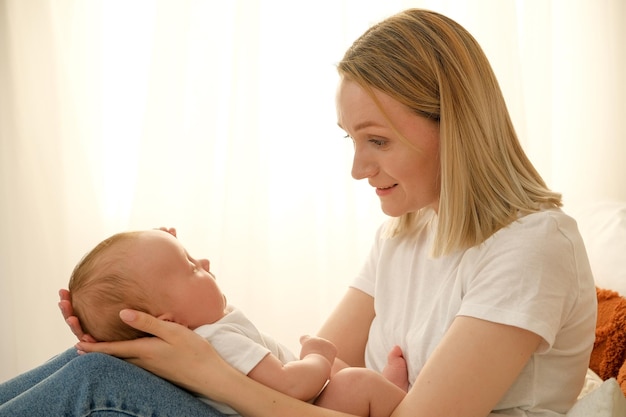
[
  {"left": 382, "top": 345, "right": 409, "bottom": 391},
  {"left": 315, "top": 367, "right": 405, "bottom": 417}
]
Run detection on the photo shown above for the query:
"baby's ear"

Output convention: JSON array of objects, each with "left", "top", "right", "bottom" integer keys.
[
  {"left": 157, "top": 313, "right": 176, "bottom": 323},
  {"left": 156, "top": 312, "right": 188, "bottom": 327}
]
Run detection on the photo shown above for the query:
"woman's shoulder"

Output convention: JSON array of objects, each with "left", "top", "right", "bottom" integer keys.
[
  {"left": 465, "top": 207, "right": 595, "bottom": 298},
  {"left": 474, "top": 207, "right": 587, "bottom": 265},
  {"left": 505, "top": 207, "right": 580, "bottom": 241}
]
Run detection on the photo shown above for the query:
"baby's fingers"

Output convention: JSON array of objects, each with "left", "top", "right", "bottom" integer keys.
[{"left": 156, "top": 227, "right": 177, "bottom": 237}]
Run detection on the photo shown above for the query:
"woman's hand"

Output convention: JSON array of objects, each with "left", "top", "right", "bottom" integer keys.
[
  {"left": 58, "top": 289, "right": 97, "bottom": 342},
  {"left": 78, "top": 310, "right": 350, "bottom": 417},
  {"left": 75, "top": 309, "right": 234, "bottom": 399}
]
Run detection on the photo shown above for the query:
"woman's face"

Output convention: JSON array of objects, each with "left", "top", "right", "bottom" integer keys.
[{"left": 336, "top": 78, "right": 440, "bottom": 216}]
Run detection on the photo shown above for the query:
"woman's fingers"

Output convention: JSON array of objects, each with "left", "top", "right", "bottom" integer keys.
[
  {"left": 66, "top": 316, "right": 97, "bottom": 343},
  {"left": 75, "top": 310, "right": 187, "bottom": 358},
  {"left": 58, "top": 289, "right": 73, "bottom": 320},
  {"left": 75, "top": 337, "right": 146, "bottom": 359},
  {"left": 118, "top": 309, "right": 172, "bottom": 339},
  {"left": 59, "top": 289, "right": 97, "bottom": 342}
]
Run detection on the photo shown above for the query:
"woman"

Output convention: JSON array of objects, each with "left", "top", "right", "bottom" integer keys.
[{"left": 1, "top": 8, "right": 595, "bottom": 417}]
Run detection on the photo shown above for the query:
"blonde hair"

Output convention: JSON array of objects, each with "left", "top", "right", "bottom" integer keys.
[
  {"left": 338, "top": 8, "right": 561, "bottom": 256},
  {"left": 68, "top": 231, "right": 153, "bottom": 341}
]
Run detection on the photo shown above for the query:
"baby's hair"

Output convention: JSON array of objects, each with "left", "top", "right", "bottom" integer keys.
[{"left": 69, "top": 231, "right": 154, "bottom": 341}]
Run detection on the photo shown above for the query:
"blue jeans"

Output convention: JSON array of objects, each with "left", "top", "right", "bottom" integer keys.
[{"left": 0, "top": 348, "right": 227, "bottom": 416}]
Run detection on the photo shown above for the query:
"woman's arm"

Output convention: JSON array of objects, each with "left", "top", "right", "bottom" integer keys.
[
  {"left": 317, "top": 288, "right": 375, "bottom": 367},
  {"left": 392, "top": 316, "right": 542, "bottom": 417},
  {"left": 317, "top": 290, "right": 541, "bottom": 416},
  {"left": 76, "top": 310, "right": 354, "bottom": 417},
  {"left": 76, "top": 309, "right": 541, "bottom": 417}
]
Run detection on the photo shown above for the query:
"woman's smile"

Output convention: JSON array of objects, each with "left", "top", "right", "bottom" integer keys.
[{"left": 375, "top": 184, "right": 398, "bottom": 197}]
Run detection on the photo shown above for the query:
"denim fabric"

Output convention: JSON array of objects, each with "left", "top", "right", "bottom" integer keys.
[{"left": 0, "top": 348, "right": 227, "bottom": 417}]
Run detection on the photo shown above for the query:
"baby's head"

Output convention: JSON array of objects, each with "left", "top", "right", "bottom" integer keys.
[
  {"left": 69, "top": 231, "right": 153, "bottom": 341},
  {"left": 69, "top": 230, "right": 227, "bottom": 342}
]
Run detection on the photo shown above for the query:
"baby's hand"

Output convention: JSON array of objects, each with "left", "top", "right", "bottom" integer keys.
[{"left": 299, "top": 335, "right": 337, "bottom": 364}]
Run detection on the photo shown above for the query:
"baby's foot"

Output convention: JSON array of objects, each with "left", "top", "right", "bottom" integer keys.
[{"left": 382, "top": 345, "right": 409, "bottom": 391}]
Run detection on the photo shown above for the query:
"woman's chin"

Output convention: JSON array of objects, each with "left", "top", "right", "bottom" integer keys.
[{"left": 380, "top": 205, "right": 405, "bottom": 218}]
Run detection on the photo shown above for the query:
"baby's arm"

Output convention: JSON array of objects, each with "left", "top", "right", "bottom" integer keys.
[{"left": 246, "top": 335, "right": 337, "bottom": 401}]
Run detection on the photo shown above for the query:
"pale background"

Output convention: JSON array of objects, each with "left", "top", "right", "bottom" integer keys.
[{"left": 1, "top": 0, "right": 624, "bottom": 382}]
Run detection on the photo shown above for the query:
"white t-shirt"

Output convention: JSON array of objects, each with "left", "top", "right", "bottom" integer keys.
[
  {"left": 351, "top": 208, "right": 597, "bottom": 417},
  {"left": 194, "top": 306, "right": 298, "bottom": 415}
]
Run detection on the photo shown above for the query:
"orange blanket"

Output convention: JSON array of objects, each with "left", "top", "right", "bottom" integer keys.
[{"left": 589, "top": 287, "right": 626, "bottom": 396}]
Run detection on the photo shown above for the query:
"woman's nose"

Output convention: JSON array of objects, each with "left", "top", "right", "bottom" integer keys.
[{"left": 351, "top": 151, "right": 377, "bottom": 180}]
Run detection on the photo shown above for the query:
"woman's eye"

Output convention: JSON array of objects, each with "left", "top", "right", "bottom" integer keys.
[{"left": 369, "top": 138, "right": 387, "bottom": 147}]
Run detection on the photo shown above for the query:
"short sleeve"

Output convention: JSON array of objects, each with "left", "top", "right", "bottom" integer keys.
[
  {"left": 456, "top": 210, "right": 591, "bottom": 352},
  {"left": 194, "top": 324, "right": 271, "bottom": 375}
]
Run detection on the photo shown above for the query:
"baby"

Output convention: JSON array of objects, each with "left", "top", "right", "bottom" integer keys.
[{"left": 69, "top": 229, "right": 406, "bottom": 416}]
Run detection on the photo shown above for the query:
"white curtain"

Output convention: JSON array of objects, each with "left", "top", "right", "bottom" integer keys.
[{"left": 1, "top": 0, "right": 624, "bottom": 382}]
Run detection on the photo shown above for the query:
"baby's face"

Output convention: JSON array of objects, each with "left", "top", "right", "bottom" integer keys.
[{"left": 132, "top": 230, "right": 227, "bottom": 329}]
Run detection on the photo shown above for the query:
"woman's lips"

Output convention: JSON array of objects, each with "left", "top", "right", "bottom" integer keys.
[{"left": 375, "top": 184, "right": 397, "bottom": 196}]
